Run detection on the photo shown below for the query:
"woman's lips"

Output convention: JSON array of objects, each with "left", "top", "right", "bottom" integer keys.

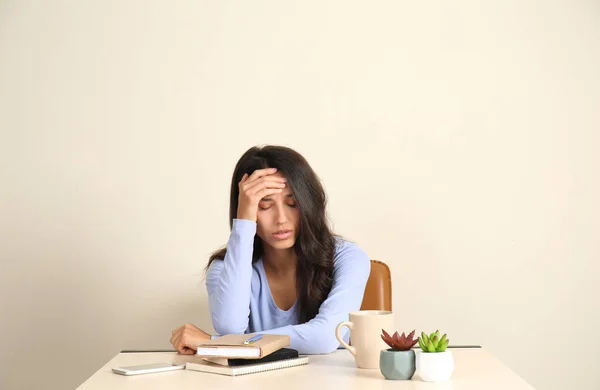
[{"left": 272, "top": 230, "right": 292, "bottom": 240}]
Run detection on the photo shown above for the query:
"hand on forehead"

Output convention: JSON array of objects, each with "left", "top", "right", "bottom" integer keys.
[{"left": 269, "top": 171, "right": 287, "bottom": 180}]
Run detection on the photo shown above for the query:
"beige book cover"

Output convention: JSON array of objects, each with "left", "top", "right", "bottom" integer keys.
[{"left": 195, "top": 334, "right": 290, "bottom": 359}]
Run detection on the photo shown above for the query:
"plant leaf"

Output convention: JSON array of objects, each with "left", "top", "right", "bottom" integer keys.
[
  {"left": 399, "top": 332, "right": 406, "bottom": 346},
  {"left": 393, "top": 332, "right": 401, "bottom": 344},
  {"left": 427, "top": 339, "right": 436, "bottom": 352},
  {"left": 382, "top": 329, "right": 392, "bottom": 339},
  {"left": 381, "top": 329, "right": 396, "bottom": 349},
  {"left": 381, "top": 334, "right": 394, "bottom": 349},
  {"left": 439, "top": 333, "right": 447, "bottom": 346},
  {"left": 438, "top": 339, "right": 449, "bottom": 352}
]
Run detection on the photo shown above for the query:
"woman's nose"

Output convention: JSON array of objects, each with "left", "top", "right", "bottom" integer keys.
[{"left": 274, "top": 205, "right": 288, "bottom": 224}]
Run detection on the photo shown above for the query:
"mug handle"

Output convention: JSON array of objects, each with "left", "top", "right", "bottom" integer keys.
[{"left": 335, "top": 321, "right": 356, "bottom": 356}]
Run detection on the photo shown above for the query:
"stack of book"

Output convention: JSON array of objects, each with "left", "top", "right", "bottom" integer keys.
[{"left": 184, "top": 334, "right": 309, "bottom": 376}]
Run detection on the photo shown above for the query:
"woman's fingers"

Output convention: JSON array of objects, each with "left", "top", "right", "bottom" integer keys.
[
  {"left": 171, "top": 335, "right": 180, "bottom": 351},
  {"left": 170, "top": 329, "right": 179, "bottom": 345},
  {"left": 255, "top": 188, "right": 284, "bottom": 198},
  {"left": 170, "top": 324, "right": 210, "bottom": 355},
  {"left": 170, "top": 325, "right": 185, "bottom": 346},
  {"left": 175, "top": 336, "right": 187, "bottom": 353},
  {"left": 237, "top": 169, "right": 285, "bottom": 222},
  {"left": 176, "top": 333, "right": 199, "bottom": 354},
  {"left": 180, "top": 333, "right": 193, "bottom": 351},
  {"left": 243, "top": 169, "right": 282, "bottom": 188},
  {"left": 245, "top": 178, "right": 287, "bottom": 194},
  {"left": 247, "top": 168, "right": 278, "bottom": 182}
]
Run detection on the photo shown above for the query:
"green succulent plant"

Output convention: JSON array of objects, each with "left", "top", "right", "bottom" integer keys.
[{"left": 418, "top": 330, "right": 449, "bottom": 352}]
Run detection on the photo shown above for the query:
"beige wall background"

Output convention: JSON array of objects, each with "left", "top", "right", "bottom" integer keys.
[{"left": 1, "top": 1, "right": 599, "bottom": 389}]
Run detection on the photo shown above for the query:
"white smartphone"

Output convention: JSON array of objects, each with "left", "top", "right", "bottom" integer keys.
[{"left": 112, "top": 362, "right": 185, "bottom": 376}]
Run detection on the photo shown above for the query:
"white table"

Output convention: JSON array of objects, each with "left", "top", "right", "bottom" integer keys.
[{"left": 78, "top": 348, "right": 534, "bottom": 389}]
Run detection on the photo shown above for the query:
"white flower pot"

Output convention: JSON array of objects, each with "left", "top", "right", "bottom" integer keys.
[{"left": 416, "top": 350, "right": 454, "bottom": 381}]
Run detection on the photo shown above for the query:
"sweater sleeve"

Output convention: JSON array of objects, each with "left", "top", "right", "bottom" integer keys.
[
  {"left": 256, "top": 240, "right": 371, "bottom": 354},
  {"left": 205, "top": 219, "right": 257, "bottom": 335}
]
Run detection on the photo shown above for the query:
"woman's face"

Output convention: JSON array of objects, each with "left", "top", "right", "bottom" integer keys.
[{"left": 255, "top": 172, "right": 300, "bottom": 250}]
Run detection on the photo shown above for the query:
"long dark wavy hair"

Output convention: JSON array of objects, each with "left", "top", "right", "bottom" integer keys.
[{"left": 207, "top": 145, "right": 336, "bottom": 324}]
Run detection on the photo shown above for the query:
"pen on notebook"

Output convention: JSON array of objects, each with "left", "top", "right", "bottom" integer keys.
[{"left": 243, "top": 334, "right": 263, "bottom": 345}]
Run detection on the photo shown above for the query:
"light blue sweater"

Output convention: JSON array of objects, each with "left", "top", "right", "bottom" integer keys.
[{"left": 206, "top": 219, "right": 371, "bottom": 354}]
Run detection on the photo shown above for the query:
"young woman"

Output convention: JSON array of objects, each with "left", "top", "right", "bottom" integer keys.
[{"left": 170, "top": 145, "right": 370, "bottom": 354}]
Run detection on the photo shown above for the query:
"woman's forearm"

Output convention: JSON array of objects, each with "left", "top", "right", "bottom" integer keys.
[{"left": 205, "top": 219, "right": 256, "bottom": 334}]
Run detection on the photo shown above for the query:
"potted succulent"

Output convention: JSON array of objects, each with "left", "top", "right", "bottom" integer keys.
[
  {"left": 379, "top": 329, "right": 418, "bottom": 380},
  {"left": 416, "top": 330, "right": 454, "bottom": 381}
]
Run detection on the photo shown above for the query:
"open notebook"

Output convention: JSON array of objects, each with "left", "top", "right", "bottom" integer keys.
[{"left": 186, "top": 356, "right": 309, "bottom": 376}]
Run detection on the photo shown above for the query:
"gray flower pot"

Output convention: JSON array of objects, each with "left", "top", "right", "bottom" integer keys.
[{"left": 379, "top": 349, "right": 416, "bottom": 380}]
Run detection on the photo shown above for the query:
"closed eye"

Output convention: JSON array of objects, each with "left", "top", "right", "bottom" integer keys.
[{"left": 258, "top": 203, "right": 297, "bottom": 211}]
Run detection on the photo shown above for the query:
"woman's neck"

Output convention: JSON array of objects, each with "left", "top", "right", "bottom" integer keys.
[{"left": 262, "top": 245, "right": 297, "bottom": 277}]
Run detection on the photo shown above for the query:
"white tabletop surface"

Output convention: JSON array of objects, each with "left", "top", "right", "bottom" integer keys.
[{"left": 77, "top": 348, "right": 534, "bottom": 390}]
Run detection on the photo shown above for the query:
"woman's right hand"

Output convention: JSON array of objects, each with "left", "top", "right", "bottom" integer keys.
[
  {"left": 237, "top": 168, "right": 287, "bottom": 222},
  {"left": 170, "top": 324, "right": 211, "bottom": 355}
]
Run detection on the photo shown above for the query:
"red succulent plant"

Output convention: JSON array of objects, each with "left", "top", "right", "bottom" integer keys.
[{"left": 381, "top": 329, "right": 419, "bottom": 351}]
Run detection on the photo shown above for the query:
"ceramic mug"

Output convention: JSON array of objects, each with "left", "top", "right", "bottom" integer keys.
[{"left": 335, "top": 310, "right": 394, "bottom": 369}]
